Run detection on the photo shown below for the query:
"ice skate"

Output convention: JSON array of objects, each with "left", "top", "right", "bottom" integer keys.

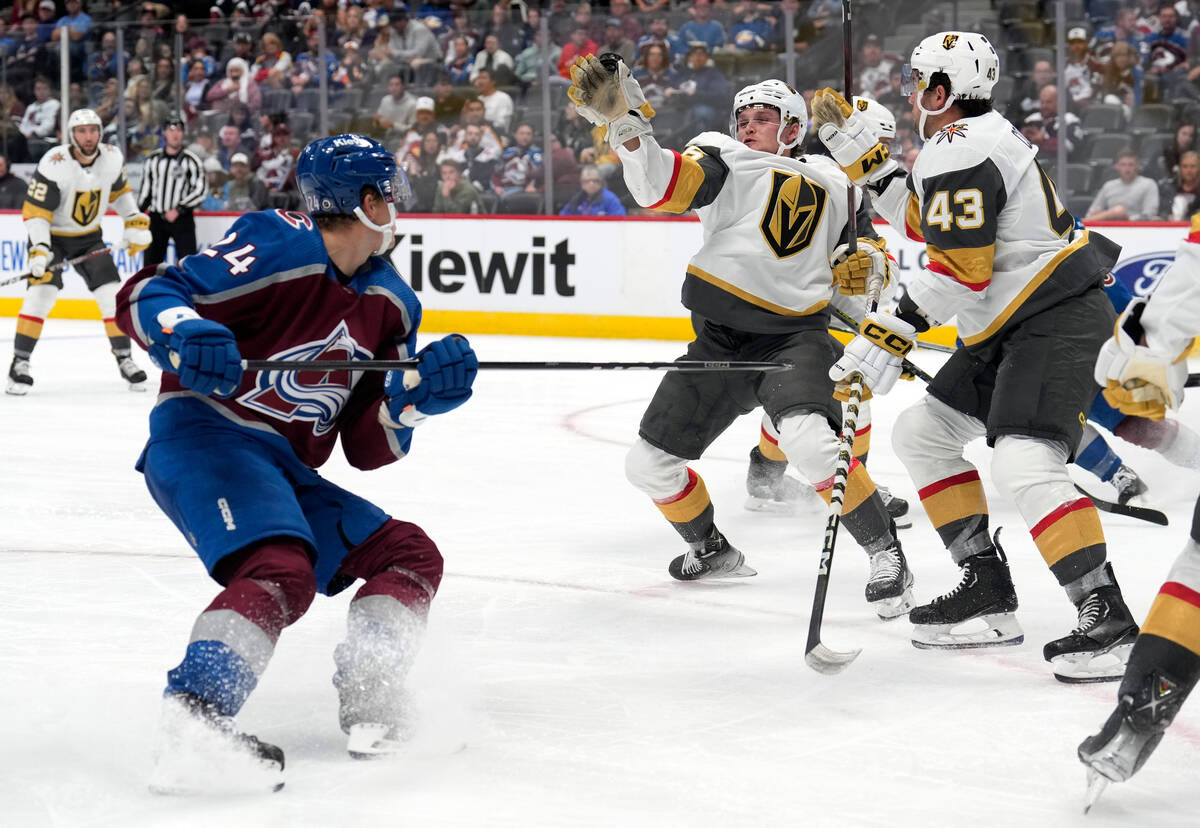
[
  {"left": 1077, "top": 668, "right": 1187, "bottom": 811},
  {"left": 668, "top": 529, "right": 756, "bottom": 580},
  {"left": 876, "top": 483, "right": 912, "bottom": 529},
  {"left": 1110, "top": 464, "right": 1148, "bottom": 506},
  {"left": 1044, "top": 569, "right": 1138, "bottom": 683},
  {"left": 148, "top": 691, "right": 284, "bottom": 795},
  {"left": 744, "top": 447, "right": 820, "bottom": 514},
  {"left": 115, "top": 352, "right": 148, "bottom": 391},
  {"left": 865, "top": 530, "right": 914, "bottom": 619},
  {"left": 6, "top": 356, "right": 31, "bottom": 395},
  {"left": 910, "top": 531, "right": 1024, "bottom": 649}
]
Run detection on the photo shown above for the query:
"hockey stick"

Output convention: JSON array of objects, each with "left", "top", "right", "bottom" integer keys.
[
  {"left": 1186, "top": 372, "right": 1200, "bottom": 388},
  {"left": 828, "top": 305, "right": 936, "bottom": 383},
  {"left": 242, "top": 359, "right": 793, "bottom": 373},
  {"left": 1074, "top": 483, "right": 1168, "bottom": 526},
  {"left": 805, "top": 4, "right": 866, "bottom": 674},
  {"left": 0, "top": 245, "right": 116, "bottom": 288}
]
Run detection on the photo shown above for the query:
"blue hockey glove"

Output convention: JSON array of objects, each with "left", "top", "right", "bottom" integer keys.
[
  {"left": 382, "top": 335, "right": 478, "bottom": 428},
  {"left": 166, "top": 318, "right": 244, "bottom": 397}
]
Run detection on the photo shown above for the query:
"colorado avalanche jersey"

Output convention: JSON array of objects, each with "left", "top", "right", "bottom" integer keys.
[
  {"left": 22, "top": 142, "right": 135, "bottom": 239},
  {"left": 116, "top": 209, "right": 422, "bottom": 471},
  {"left": 616, "top": 132, "right": 859, "bottom": 333},
  {"left": 872, "top": 110, "right": 1110, "bottom": 347}
]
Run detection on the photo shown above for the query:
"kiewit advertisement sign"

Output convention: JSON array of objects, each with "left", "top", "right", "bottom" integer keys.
[{"left": 0, "top": 213, "right": 1186, "bottom": 340}]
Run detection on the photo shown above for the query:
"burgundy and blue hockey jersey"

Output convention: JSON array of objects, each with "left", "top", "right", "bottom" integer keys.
[{"left": 116, "top": 209, "right": 422, "bottom": 471}]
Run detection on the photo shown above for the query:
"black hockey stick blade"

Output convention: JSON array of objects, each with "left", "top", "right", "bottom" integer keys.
[
  {"left": 242, "top": 359, "right": 793, "bottom": 373},
  {"left": 805, "top": 641, "right": 863, "bottom": 674},
  {"left": 1187, "top": 372, "right": 1200, "bottom": 388},
  {"left": 1074, "top": 484, "right": 1168, "bottom": 526}
]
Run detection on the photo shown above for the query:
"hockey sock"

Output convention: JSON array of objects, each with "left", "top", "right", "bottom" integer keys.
[
  {"left": 916, "top": 469, "right": 994, "bottom": 564},
  {"left": 1116, "top": 417, "right": 1200, "bottom": 470},
  {"left": 1125, "top": 581, "right": 1200, "bottom": 707},
  {"left": 757, "top": 421, "right": 788, "bottom": 463},
  {"left": 815, "top": 458, "right": 892, "bottom": 551},
  {"left": 108, "top": 332, "right": 133, "bottom": 357},
  {"left": 1076, "top": 425, "right": 1123, "bottom": 483},
  {"left": 334, "top": 519, "right": 443, "bottom": 614},
  {"left": 13, "top": 314, "right": 42, "bottom": 360},
  {"left": 654, "top": 467, "right": 716, "bottom": 544}
]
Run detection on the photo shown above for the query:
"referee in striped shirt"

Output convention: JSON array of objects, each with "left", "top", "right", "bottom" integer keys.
[{"left": 138, "top": 115, "right": 206, "bottom": 267}]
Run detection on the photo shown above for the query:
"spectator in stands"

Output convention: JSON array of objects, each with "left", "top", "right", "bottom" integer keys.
[
  {"left": 0, "top": 154, "right": 25, "bottom": 209},
  {"left": 374, "top": 73, "right": 418, "bottom": 143},
  {"left": 221, "top": 152, "right": 268, "bottom": 211},
  {"left": 1096, "top": 7, "right": 1145, "bottom": 54},
  {"left": 474, "top": 67, "right": 514, "bottom": 134},
  {"left": 339, "top": 4, "right": 370, "bottom": 51},
  {"left": 431, "top": 76, "right": 466, "bottom": 129},
  {"left": 0, "top": 84, "right": 28, "bottom": 164},
  {"left": 32, "top": 0, "right": 55, "bottom": 41},
  {"left": 186, "top": 128, "right": 216, "bottom": 165},
  {"left": 470, "top": 33, "right": 517, "bottom": 87},
  {"left": 636, "top": 0, "right": 670, "bottom": 13},
  {"left": 200, "top": 156, "right": 228, "bottom": 211},
  {"left": 222, "top": 31, "right": 255, "bottom": 77},
  {"left": 390, "top": 6, "right": 442, "bottom": 80},
  {"left": 547, "top": 0, "right": 575, "bottom": 46},
  {"left": 572, "top": 3, "right": 606, "bottom": 46},
  {"left": 180, "top": 60, "right": 212, "bottom": 125},
  {"left": 608, "top": 0, "right": 643, "bottom": 42},
  {"left": 207, "top": 57, "right": 262, "bottom": 116},
  {"left": 87, "top": 30, "right": 121, "bottom": 84},
  {"left": 548, "top": 133, "right": 580, "bottom": 203},
  {"left": 855, "top": 33, "right": 895, "bottom": 99},
  {"left": 255, "top": 121, "right": 299, "bottom": 207},
  {"left": 396, "top": 96, "right": 441, "bottom": 159},
  {"left": 48, "top": 0, "right": 89, "bottom": 80},
  {"left": 729, "top": 2, "right": 774, "bottom": 53},
  {"left": 482, "top": 1, "right": 528, "bottom": 57},
  {"left": 559, "top": 164, "right": 625, "bottom": 216},
  {"left": 600, "top": 17, "right": 637, "bottom": 66},
  {"left": 445, "top": 35, "right": 475, "bottom": 85},
  {"left": 0, "top": 20, "right": 14, "bottom": 57},
  {"left": 216, "top": 124, "right": 244, "bottom": 170},
  {"left": 1009, "top": 59, "right": 1055, "bottom": 125},
  {"left": 433, "top": 157, "right": 480, "bottom": 213},
  {"left": 1096, "top": 41, "right": 1145, "bottom": 119},
  {"left": 8, "top": 16, "right": 50, "bottom": 100},
  {"left": 442, "top": 6, "right": 481, "bottom": 57},
  {"left": 253, "top": 32, "right": 293, "bottom": 87},
  {"left": 1063, "top": 27, "right": 1094, "bottom": 110},
  {"left": 448, "top": 97, "right": 504, "bottom": 160},
  {"left": 636, "top": 16, "right": 683, "bottom": 64},
  {"left": 291, "top": 25, "right": 341, "bottom": 93},
  {"left": 635, "top": 42, "right": 680, "bottom": 112},
  {"left": 558, "top": 25, "right": 598, "bottom": 80},
  {"left": 1161, "top": 149, "right": 1200, "bottom": 220},
  {"left": 670, "top": 43, "right": 729, "bottom": 133},
  {"left": 492, "top": 121, "right": 543, "bottom": 200},
  {"left": 151, "top": 56, "right": 176, "bottom": 104},
  {"left": 678, "top": 0, "right": 726, "bottom": 52},
  {"left": 515, "top": 28, "right": 561, "bottom": 88},
  {"left": 403, "top": 129, "right": 447, "bottom": 212},
  {"left": 457, "top": 123, "right": 500, "bottom": 191},
  {"left": 1021, "top": 85, "right": 1083, "bottom": 160},
  {"left": 1148, "top": 5, "right": 1190, "bottom": 96},
  {"left": 1086, "top": 149, "right": 1160, "bottom": 221},
  {"left": 1164, "top": 121, "right": 1198, "bottom": 178},
  {"left": 556, "top": 100, "right": 595, "bottom": 160},
  {"left": 19, "top": 75, "right": 57, "bottom": 161},
  {"left": 185, "top": 36, "right": 217, "bottom": 81}
]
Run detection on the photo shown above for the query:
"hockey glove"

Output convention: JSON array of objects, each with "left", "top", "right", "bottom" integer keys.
[
  {"left": 1094, "top": 299, "right": 1187, "bottom": 420},
  {"left": 830, "top": 237, "right": 891, "bottom": 296},
  {"left": 27, "top": 243, "right": 51, "bottom": 285},
  {"left": 811, "top": 88, "right": 897, "bottom": 186},
  {"left": 123, "top": 212, "right": 152, "bottom": 256},
  {"left": 162, "top": 318, "right": 244, "bottom": 398},
  {"left": 568, "top": 53, "right": 655, "bottom": 146},
  {"left": 381, "top": 335, "right": 478, "bottom": 429},
  {"left": 829, "top": 311, "right": 915, "bottom": 397}
]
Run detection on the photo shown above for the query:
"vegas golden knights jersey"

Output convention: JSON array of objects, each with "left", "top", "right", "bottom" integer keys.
[
  {"left": 21, "top": 143, "right": 135, "bottom": 242},
  {"left": 617, "top": 131, "right": 860, "bottom": 334},
  {"left": 872, "top": 110, "right": 1107, "bottom": 347}
]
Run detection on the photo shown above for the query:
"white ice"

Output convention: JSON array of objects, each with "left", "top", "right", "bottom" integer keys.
[{"left": 2, "top": 319, "right": 1198, "bottom": 828}]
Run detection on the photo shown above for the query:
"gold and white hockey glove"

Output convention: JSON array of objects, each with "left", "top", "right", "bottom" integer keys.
[
  {"left": 27, "top": 243, "right": 51, "bottom": 285},
  {"left": 568, "top": 53, "right": 655, "bottom": 146},
  {"left": 829, "top": 311, "right": 915, "bottom": 397},
  {"left": 123, "top": 212, "right": 152, "bottom": 256},
  {"left": 811, "top": 88, "right": 897, "bottom": 186},
  {"left": 830, "top": 237, "right": 891, "bottom": 296},
  {"left": 1094, "top": 299, "right": 1188, "bottom": 421}
]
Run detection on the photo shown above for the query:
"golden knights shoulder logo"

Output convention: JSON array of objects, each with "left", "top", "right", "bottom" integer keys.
[
  {"left": 856, "top": 99, "right": 869, "bottom": 112},
  {"left": 71, "top": 189, "right": 101, "bottom": 226},
  {"left": 760, "top": 170, "right": 827, "bottom": 259},
  {"left": 943, "top": 34, "right": 959, "bottom": 50}
]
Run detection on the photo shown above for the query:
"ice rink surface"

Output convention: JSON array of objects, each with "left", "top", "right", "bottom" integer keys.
[{"left": 2, "top": 319, "right": 1198, "bottom": 827}]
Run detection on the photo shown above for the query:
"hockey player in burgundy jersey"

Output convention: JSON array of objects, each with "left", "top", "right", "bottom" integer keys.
[{"left": 116, "top": 134, "right": 478, "bottom": 793}]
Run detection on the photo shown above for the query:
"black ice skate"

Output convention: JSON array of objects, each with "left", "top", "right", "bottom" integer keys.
[
  {"left": 6, "top": 356, "right": 31, "bottom": 395},
  {"left": 876, "top": 484, "right": 912, "bottom": 529},
  {"left": 744, "top": 447, "right": 820, "bottom": 514},
  {"left": 669, "top": 529, "right": 756, "bottom": 580},
  {"left": 1110, "top": 464, "right": 1148, "bottom": 506},
  {"left": 148, "top": 691, "right": 284, "bottom": 795},
  {"left": 910, "top": 530, "right": 1024, "bottom": 649},
  {"left": 865, "top": 528, "right": 914, "bottom": 620},
  {"left": 115, "top": 352, "right": 148, "bottom": 391},
  {"left": 1044, "top": 568, "right": 1138, "bottom": 683},
  {"left": 1078, "top": 668, "right": 1188, "bottom": 812}
]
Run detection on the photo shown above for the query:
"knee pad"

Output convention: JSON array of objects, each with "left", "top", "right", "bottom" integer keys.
[
  {"left": 625, "top": 438, "right": 689, "bottom": 498},
  {"left": 342, "top": 519, "right": 443, "bottom": 613},
  {"left": 91, "top": 281, "right": 118, "bottom": 318},
  {"left": 892, "top": 396, "right": 983, "bottom": 466},
  {"left": 775, "top": 411, "right": 838, "bottom": 483},
  {"left": 991, "top": 435, "right": 1071, "bottom": 506},
  {"left": 225, "top": 540, "right": 318, "bottom": 627},
  {"left": 20, "top": 283, "right": 59, "bottom": 320}
]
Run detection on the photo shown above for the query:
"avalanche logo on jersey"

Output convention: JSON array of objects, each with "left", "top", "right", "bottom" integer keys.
[
  {"left": 760, "top": 170, "right": 827, "bottom": 258},
  {"left": 238, "top": 321, "right": 373, "bottom": 436}
]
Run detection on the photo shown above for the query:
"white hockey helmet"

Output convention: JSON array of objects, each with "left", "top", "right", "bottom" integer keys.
[
  {"left": 729, "top": 79, "right": 808, "bottom": 155},
  {"left": 903, "top": 31, "right": 998, "bottom": 138},
  {"left": 851, "top": 96, "right": 896, "bottom": 142},
  {"left": 67, "top": 108, "right": 103, "bottom": 159}
]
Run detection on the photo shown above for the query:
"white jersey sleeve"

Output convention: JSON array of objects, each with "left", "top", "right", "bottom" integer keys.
[{"left": 1140, "top": 217, "right": 1200, "bottom": 358}]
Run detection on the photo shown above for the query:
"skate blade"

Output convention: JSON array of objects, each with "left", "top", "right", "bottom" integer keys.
[
  {"left": 1050, "top": 642, "right": 1134, "bottom": 684},
  {"left": 911, "top": 613, "right": 1024, "bottom": 650},
  {"left": 5, "top": 382, "right": 29, "bottom": 396},
  {"left": 1083, "top": 769, "right": 1109, "bottom": 814},
  {"left": 805, "top": 642, "right": 862, "bottom": 674},
  {"left": 148, "top": 758, "right": 284, "bottom": 795},
  {"left": 127, "top": 382, "right": 148, "bottom": 392},
  {"left": 347, "top": 723, "right": 408, "bottom": 760},
  {"left": 744, "top": 496, "right": 803, "bottom": 515},
  {"left": 870, "top": 587, "right": 914, "bottom": 621}
]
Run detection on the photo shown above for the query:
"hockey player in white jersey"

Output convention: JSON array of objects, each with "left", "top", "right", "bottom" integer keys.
[
  {"left": 567, "top": 54, "right": 913, "bottom": 618},
  {"left": 7, "top": 108, "right": 152, "bottom": 394},
  {"left": 814, "top": 32, "right": 1139, "bottom": 681},
  {"left": 1078, "top": 217, "right": 1200, "bottom": 806}
]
